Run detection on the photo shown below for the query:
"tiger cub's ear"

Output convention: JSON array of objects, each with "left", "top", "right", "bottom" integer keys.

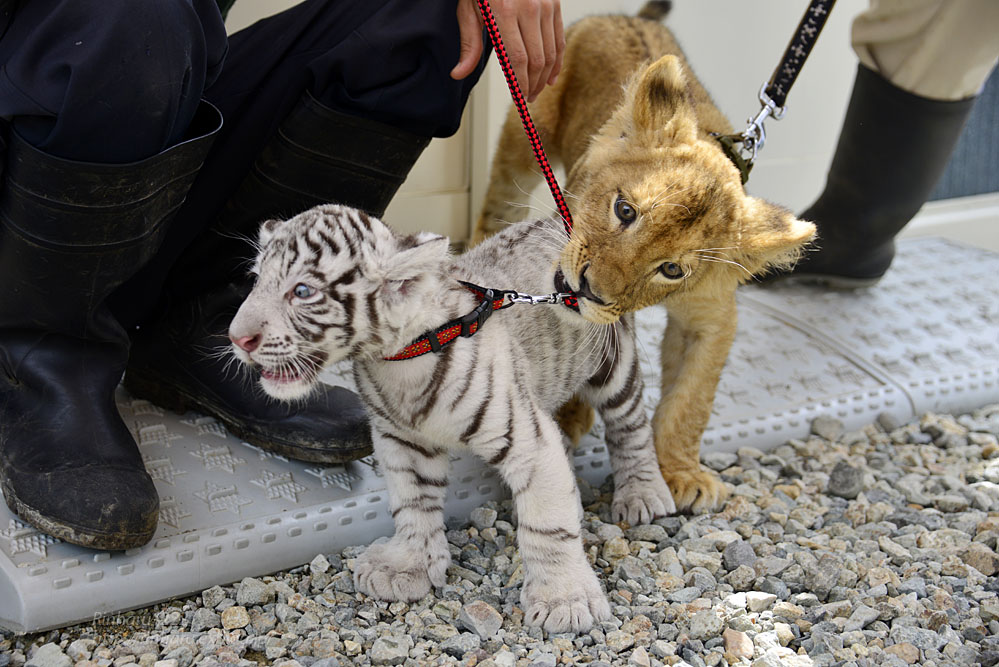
[
  {"left": 735, "top": 197, "right": 817, "bottom": 278},
  {"left": 384, "top": 232, "right": 451, "bottom": 283},
  {"left": 631, "top": 55, "right": 698, "bottom": 146},
  {"left": 257, "top": 218, "right": 285, "bottom": 249}
]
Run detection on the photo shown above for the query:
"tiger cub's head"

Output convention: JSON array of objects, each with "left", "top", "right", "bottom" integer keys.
[
  {"left": 229, "top": 204, "right": 450, "bottom": 401},
  {"left": 560, "top": 55, "right": 816, "bottom": 324}
]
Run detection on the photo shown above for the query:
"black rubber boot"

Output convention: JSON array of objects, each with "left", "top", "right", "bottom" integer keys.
[
  {"left": 0, "top": 103, "right": 221, "bottom": 550},
  {"left": 778, "top": 65, "right": 976, "bottom": 287},
  {"left": 124, "top": 92, "right": 429, "bottom": 463}
]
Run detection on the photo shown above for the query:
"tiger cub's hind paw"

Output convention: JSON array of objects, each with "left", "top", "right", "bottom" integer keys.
[{"left": 660, "top": 466, "right": 731, "bottom": 514}]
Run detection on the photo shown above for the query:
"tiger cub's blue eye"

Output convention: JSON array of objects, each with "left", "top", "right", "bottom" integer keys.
[{"left": 293, "top": 283, "right": 315, "bottom": 299}]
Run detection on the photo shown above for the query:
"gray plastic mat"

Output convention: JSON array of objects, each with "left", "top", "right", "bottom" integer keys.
[{"left": 2, "top": 237, "right": 997, "bottom": 632}]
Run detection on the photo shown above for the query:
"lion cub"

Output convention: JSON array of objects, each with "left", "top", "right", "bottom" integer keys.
[{"left": 474, "top": 2, "right": 815, "bottom": 512}]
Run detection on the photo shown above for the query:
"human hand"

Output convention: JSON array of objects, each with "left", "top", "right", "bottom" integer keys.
[{"left": 451, "top": 0, "right": 565, "bottom": 103}]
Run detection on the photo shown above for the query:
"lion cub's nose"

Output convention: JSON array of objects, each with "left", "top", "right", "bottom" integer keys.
[
  {"left": 577, "top": 266, "right": 607, "bottom": 305},
  {"left": 231, "top": 333, "right": 261, "bottom": 353}
]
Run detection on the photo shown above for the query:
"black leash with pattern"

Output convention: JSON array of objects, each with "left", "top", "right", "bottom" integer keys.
[{"left": 715, "top": 0, "right": 837, "bottom": 183}]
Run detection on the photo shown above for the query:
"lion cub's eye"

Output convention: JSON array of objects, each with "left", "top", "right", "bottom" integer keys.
[
  {"left": 659, "top": 262, "right": 685, "bottom": 279},
  {"left": 614, "top": 196, "right": 638, "bottom": 225},
  {"left": 292, "top": 283, "right": 316, "bottom": 299}
]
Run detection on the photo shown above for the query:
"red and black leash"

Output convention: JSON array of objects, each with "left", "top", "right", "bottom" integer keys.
[
  {"left": 385, "top": 0, "right": 580, "bottom": 361},
  {"left": 475, "top": 0, "right": 573, "bottom": 237}
]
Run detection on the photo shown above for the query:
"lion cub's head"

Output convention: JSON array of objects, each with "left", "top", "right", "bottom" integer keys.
[{"left": 560, "top": 55, "right": 815, "bottom": 324}]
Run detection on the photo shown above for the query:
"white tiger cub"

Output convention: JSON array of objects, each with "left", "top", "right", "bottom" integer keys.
[{"left": 229, "top": 203, "right": 674, "bottom": 633}]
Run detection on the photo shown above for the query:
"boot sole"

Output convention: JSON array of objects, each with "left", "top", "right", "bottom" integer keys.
[
  {"left": 0, "top": 476, "right": 156, "bottom": 551},
  {"left": 122, "top": 367, "right": 372, "bottom": 465}
]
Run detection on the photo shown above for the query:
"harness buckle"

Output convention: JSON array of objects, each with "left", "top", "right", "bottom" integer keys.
[{"left": 460, "top": 289, "right": 497, "bottom": 337}]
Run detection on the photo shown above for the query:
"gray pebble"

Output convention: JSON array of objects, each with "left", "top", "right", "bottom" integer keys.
[
  {"left": 24, "top": 643, "right": 71, "bottom": 667},
  {"left": 722, "top": 539, "right": 757, "bottom": 571},
  {"left": 439, "top": 632, "right": 481, "bottom": 658},
  {"left": 236, "top": 577, "right": 273, "bottom": 606},
  {"left": 811, "top": 415, "right": 845, "bottom": 441},
  {"left": 626, "top": 524, "right": 668, "bottom": 543},
  {"left": 369, "top": 635, "right": 414, "bottom": 665},
  {"left": 201, "top": 585, "right": 226, "bottom": 610},
  {"left": 470, "top": 507, "right": 498, "bottom": 530},
  {"left": 827, "top": 460, "right": 864, "bottom": 499},
  {"left": 458, "top": 600, "right": 503, "bottom": 639},
  {"left": 702, "top": 451, "right": 738, "bottom": 472},
  {"left": 877, "top": 412, "right": 903, "bottom": 431},
  {"left": 189, "top": 608, "right": 221, "bottom": 632}
]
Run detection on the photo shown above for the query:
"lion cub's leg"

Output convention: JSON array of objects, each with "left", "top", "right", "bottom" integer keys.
[
  {"left": 654, "top": 292, "right": 736, "bottom": 513},
  {"left": 556, "top": 394, "right": 595, "bottom": 445}
]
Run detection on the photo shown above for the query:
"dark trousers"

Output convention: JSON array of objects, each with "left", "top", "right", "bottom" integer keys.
[{"left": 0, "top": 0, "right": 486, "bottom": 325}]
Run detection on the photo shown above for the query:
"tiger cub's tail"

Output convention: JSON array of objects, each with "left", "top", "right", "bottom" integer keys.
[{"left": 637, "top": 1, "right": 672, "bottom": 22}]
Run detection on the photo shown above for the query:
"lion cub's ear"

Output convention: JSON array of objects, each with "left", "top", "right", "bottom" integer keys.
[
  {"left": 631, "top": 55, "right": 698, "bottom": 145},
  {"left": 735, "top": 197, "right": 817, "bottom": 278}
]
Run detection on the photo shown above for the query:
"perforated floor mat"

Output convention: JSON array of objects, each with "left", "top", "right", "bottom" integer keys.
[{"left": 2, "top": 237, "right": 997, "bottom": 632}]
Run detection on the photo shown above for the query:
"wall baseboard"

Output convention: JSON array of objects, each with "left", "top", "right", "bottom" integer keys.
[{"left": 901, "top": 192, "right": 999, "bottom": 253}]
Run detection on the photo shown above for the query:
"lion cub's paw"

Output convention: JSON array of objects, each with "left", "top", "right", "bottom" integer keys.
[
  {"left": 353, "top": 535, "right": 449, "bottom": 602},
  {"left": 521, "top": 564, "right": 611, "bottom": 633},
  {"left": 660, "top": 466, "right": 731, "bottom": 514},
  {"left": 612, "top": 474, "right": 676, "bottom": 525}
]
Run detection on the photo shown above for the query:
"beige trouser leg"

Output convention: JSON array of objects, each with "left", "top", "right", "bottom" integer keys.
[{"left": 852, "top": 0, "right": 999, "bottom": 100}]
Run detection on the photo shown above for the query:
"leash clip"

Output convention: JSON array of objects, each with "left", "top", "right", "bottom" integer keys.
[
  {"left": 741, "top": 84, "right": 787, "bottom": 162},
  {"left": 712, "top": 85, "right": 787, "bottom": 184},
  {"left": 505, "top": 291, "right": 575, "bottom": 306}
]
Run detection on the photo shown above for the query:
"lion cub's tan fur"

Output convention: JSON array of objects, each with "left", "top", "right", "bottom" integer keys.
[{"left": 473, "top": 4, "right": 815, "bottom": 513}]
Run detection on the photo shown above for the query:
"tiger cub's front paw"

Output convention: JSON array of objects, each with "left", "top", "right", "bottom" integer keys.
[
  {"left": 521, "top": 562, "right": 611, "bottom": 633},
  {"left": 660, "top": 466, "right": 731, "bottom": 514},
  {"left": 353, "top": 534, "right": 450, "bottom": 602},
  {"left": 612, "top": 473, "right": 676, "bottom": 525}
]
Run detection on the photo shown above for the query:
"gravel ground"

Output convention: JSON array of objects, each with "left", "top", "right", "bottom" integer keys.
[{"left": 3, "top": 403, "right": 999, "bottom": 667}]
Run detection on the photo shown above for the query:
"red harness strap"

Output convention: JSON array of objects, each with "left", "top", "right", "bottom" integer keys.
[
  {"left": 384, "top": 283, "right": 509, "bottom": 361},
  {"left": 476, "top": 0, "right": 573, "bottom": 237}
]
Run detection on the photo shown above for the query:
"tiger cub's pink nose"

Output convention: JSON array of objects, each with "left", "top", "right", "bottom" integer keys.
[{"left": 231, "top": 333, "right": 261, "bottom": 353}]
